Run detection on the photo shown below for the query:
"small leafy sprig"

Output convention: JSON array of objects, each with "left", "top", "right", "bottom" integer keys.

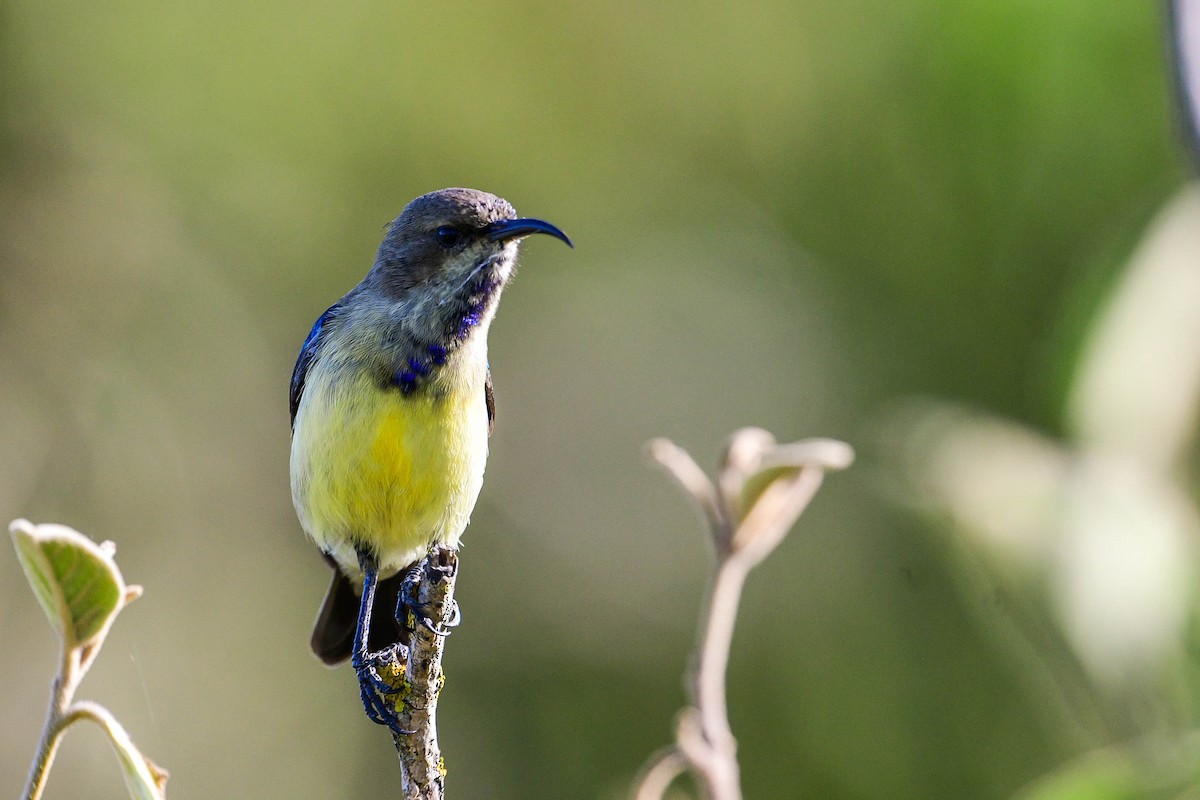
[
  {"left": 634, "top": 429, "right": 853, "bottom": 800},
  {"left": 11, "top": 519, "right": 167, "bottom": 800}
]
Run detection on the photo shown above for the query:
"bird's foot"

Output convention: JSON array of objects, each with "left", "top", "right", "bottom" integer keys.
[
  {"left": 399, "top": 560, "right": 461, "bottom": 636},
  {"left": 352, "top": 644, "right": 413, "bottom": 736}
]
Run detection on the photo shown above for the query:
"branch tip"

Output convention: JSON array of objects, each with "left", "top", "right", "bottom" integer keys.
[
  {"left": 760, "top": 438, "right": 855, "bottom": 471},
  {"left": 645, "top": 437, "right": 725, "bottom": 533}
]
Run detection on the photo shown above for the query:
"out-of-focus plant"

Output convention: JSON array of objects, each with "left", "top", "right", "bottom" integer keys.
[
  {"left": 10, "top": 519, "right": 167, "bottom": 800},
  {"left": 886, "top": 180, "right": 1200, "bottom": 798},
  {"left": 632, "top": 429, "right": 853, "bottom": 800},
  {"left": 1171, "top": 0, "right": 1200, "bottom": 162}
]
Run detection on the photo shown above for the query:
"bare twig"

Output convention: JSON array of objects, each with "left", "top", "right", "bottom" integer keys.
[
  {"left": 389, "top": 545, "right": 459, "bottom": 800},
  {"left": 633, "top": 429, "right": 853, "bottom": 800}
]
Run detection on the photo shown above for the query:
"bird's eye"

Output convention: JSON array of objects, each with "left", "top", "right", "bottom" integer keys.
[{"left": 435, "top": 226, "right": 461, "bottom": 247}]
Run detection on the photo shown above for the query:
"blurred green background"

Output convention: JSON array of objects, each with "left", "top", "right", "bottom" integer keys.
[{"left": 2, "top": 1, "right": 1196, "bottom": 798}]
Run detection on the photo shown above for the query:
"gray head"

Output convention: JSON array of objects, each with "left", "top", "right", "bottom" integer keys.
[{"left": 367, "top": 188, "right": 570, "bottom": 345}]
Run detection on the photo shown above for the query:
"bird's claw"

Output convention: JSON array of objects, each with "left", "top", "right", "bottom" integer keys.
[
  {"left": 399, "top": 564, "right": 462, "bottom": 636},
  {"left": 353, "top": 646, "right": 414, "bottom": 736}
]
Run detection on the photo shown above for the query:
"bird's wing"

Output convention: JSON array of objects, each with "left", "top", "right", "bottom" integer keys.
[
  {"left": 485, "top": 367, "right": 496, "bottom": 438},
  {"left": 290, "top": 304, "right": 341, "bottom": 428}
]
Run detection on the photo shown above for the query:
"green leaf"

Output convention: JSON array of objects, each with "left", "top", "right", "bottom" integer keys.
[
  {"left": 9, "top": 519, "right": 135, "bottom": 649},
  {"left": 1013, "top": 740, "right": 1200, "bottom": 800},
  {"left": 96, "top": 708, "right": 170, "bottom": 800},
  {"left": 1015, "top": 755, "right": 1138, "bottom": 800}
]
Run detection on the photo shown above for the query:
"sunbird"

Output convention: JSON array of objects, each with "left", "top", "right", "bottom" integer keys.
[{"left": 289, "top": 188, "right": 571, "bottom": 730}]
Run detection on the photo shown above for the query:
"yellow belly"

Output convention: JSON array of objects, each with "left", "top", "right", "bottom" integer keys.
[{"left": 290, "top": 365, "right": 488, "bottom": 579}]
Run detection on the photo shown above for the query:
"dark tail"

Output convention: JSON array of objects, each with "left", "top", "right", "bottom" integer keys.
[{"left": 310, "top": 560, "right": 409, "bottom": 666}]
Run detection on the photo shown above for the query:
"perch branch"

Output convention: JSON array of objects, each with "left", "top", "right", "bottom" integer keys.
[{"left": 389, "top": 545, "right": 459, "bottom": 800}]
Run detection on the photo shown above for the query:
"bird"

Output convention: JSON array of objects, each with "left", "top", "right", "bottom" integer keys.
[{"left": 288, "top": 187, "right": 571, "bottom": 731}]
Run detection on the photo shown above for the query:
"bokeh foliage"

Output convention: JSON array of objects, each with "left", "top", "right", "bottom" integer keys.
[{"left": 0, "top": 2, "right": 1191, "bottom": 798}]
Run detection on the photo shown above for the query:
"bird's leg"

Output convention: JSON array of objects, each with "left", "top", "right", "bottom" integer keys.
[
  {"left": 399, "top": 556, "right": 461, "bottom": 636},
  {"left": 351, "top": 551, "right": 412, "bottom": 736}
]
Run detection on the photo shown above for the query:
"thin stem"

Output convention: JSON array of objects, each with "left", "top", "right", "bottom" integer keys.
[
  {"left": 59, "top": 699, "right": 125, "bottom": 733},
  {"left": 685, "top": 556, "right": 749, "bottom": 799},
  {"left": 22, "top": 649, "right": 81, "bottom": 800},
  {"left": 693, "top": 557, "right": 747, "bottom": 753},
  {"left": 23, "top": 682, "right": 65, "bottom": 800},
  {"left": 632, "top": 747, "right": 688, "bottom": 800}
]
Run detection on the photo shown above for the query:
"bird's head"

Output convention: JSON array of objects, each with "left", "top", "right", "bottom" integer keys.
[{"left": 367, "top": 187, "right": 571, "bottom": 345}]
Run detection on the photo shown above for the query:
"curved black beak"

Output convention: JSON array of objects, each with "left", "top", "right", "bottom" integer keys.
[{"left": 485, "top": 217, "right": 573, "bottom": 249}]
